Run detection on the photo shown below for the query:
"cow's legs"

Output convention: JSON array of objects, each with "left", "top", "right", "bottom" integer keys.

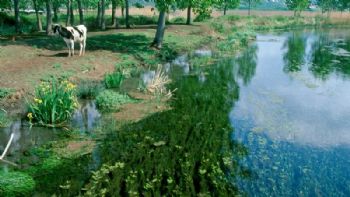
[
  {"left": 70, "top": 40, "right": 75, "bottom": 56},
  {"left": 66, "top": 42, "right": 71, "bottom": 57}
]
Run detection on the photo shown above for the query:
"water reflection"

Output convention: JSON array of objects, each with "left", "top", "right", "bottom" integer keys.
[
  {"left": 231, "top": 29, "right": 350, "bottom": 196},
  {"left": 71, "top": 100, "right": 101, "bottom": 132}
]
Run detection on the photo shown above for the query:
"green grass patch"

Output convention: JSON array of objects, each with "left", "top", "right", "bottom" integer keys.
[
  {"left": 95, "top": 90, "right": 135, "bottom": 111},
  {"left": 0, "top": 109, "right": 11, "bottom": 127},
  {"left": 0, "top": 88, "right": 14, "bottom": 99},
  {"left": 0, "top": 171, "right": 35, "bottom": 197}
]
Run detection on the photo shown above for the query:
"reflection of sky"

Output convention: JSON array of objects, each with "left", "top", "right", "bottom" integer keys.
[{"left": 230, "top": 33, "right": 350, "bottom": 147}]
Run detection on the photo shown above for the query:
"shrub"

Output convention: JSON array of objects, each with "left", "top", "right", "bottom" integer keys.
[
  {"left": 0, "top": 109, "right": 10, "bottom": 127},
  {"left": 104, "top": 71, "right": 124, "bottom": 89},
  {"left": 171, "top": 17, "right": 186, "bottom": 24},
  {"left": 95, "top": 90, "right": 134, "bottom": 111},
  {"left": 0, "top": 171, "right": 35, "bottom": 197},
  {"left": 194, "top": 13, "right": 211, "bottom": 22},
  {"left": 27, "top": 79, "right": 78, "bottom": 127},
  {"left": 77, "top": 80, "right": 104, "bottom": 99}
]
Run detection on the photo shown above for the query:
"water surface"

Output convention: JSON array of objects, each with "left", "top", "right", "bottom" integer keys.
[{"left": 230, "top": 29, "right": 350, "bottom": 196}]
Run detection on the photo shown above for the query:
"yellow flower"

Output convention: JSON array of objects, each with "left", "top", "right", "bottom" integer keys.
[
  {"left": 34, "top": 98, "right": 43, "bottom": 104},
  {"left": 27, "top": 113, "right": 33, "bottom": 120},
  {"left": 73, "top": 102, "right": 78, "bottom": 108},
  {"left": 65, "top": 82, "right": 76, "bottom": 91}
]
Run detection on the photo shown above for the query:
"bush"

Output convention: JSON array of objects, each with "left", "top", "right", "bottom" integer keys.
[
  {"left": 0, "top": 109, "right": 10, "bottom": 127},
  {"left": 171, "top": 17, "right": 186, "bottom": 24},
  {"left": 95, "top": 90, "right": 134, "bottom": 111},
  {"left": 27, "top": 79, "right": 78, "bottom": 127},
  {"left": 77, "top": 80, "right": 104, "bottom": 99},
  {"left": 194, "top": 13, "right": 211, "bottom": 22},
  {"left": 0, "top": 171, "right": 35, "bottom": 197},
  {"left": 104, "top": 71, "right": 124, "bottom": 89}
]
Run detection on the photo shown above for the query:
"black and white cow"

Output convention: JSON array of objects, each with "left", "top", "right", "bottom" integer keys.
[{"left": 52, "top": 24, "right": 87, "bottom": 57}]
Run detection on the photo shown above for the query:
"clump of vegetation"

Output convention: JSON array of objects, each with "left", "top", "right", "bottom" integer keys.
[
  {"left": 0, "top": 88, "right": 14, "bottom": 99},
  {"left": 27, "top": 79, "right": 78, "bottom": 127},
  {"left": 104, "top": 71, "right": 124, "bottom": 89},
  {"left": 77, "top": 80, "right": 104, "bottom": 99},
  {"left": 171, "top": 17, "right": 186, "bottom": 24},
  {"left": 144, "top": 66, "right": 172, "bottom": 98},
  {"left": 95, "top": 90, "right": 134, "bottom": 111},
  {"left": 0, "top": 109, "right": 10, "bottom": 127},
  {"left": 0, "top": 171, "right": 35, "bottom": 197}
]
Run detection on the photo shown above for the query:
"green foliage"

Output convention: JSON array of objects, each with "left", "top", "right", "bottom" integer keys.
[
  {"left": 77, "top": 80, "right": 105, "bottom": 99},
  {"left": 215, "top": 0, "right": 240, "bottom": 12},
  {"left": 286, "top": 0, "right": 309, "bottom": 16},
  {"left": 0, "top": 171, "right": 35, "bottom": 197},
  {"left": 0, "top": 109, "right": 10, "bottom": 127},
  {"left": 134, "top": 2, "right": 144, "bottom": 8},
  {"left": 0, "top": 88, "right": 13, "bottom": 99},
  {"left": 283, "top": 32, "right": 306, "bottom": 72},
  {"left": 193, "top": 12, "right": 212, "bottom": 22},
  {"left": 95, "top": 90, "right": 134, "bottom": 111},
  {"left": 27, "top": 79, "right": 78, "bottom": 127},
  {"left": 171, "top": 17, "right": 186, "bottom": 24},
  {"left": 104, "top": 71, "right": 124, "bottom": 89}
]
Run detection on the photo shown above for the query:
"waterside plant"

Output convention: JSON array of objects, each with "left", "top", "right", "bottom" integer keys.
[{"left": 27, "top": 79, "right": 78, "bottom": 127}]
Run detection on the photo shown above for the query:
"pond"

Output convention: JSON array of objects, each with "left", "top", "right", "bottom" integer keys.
[{"left": 230, "top": 29, "right": 350, "bottom": 196}]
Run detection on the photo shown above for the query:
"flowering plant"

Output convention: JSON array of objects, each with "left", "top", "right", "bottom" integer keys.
[{"left": 27, "top": 79, "right": 78, "bottom": 127}]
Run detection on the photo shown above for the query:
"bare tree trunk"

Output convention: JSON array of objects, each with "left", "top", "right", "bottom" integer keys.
[
  {"left": 111, "top": 0, "right": 119, "bottom": 28},
  {"left": 152, "top": 11, "right": 166, "bottom": 49},
  {"left": 46, "top": 0, "right": 52, "bottom": 35},
  {"left": 101, "top": 0, "right": 105, "bottom": 30},
  {"left": 70, "top": 0, "right": 74, "bottom": 25},
  {"left": 77, "top": 0, "right": 84, "bottom": 24},
  {"left": 14, "top": 0, "right": 20, "bottom": 33},
  {"left": 33, "top": 0, "right": 42, "bottom": 31},
  {"left": 53, "top": 6, "right": 58, "bottom": 22},
  {"left": 224, "top": 4, "right": 227, "bottom": 15},
  {"left": 248, "top": 0, "right": 251, "bottom": 16},
  {"left": 96, "top": 0, "right": 102, "bottom": 28},
  {"left": 66, "top": 0, "right": 71, "bottom": 26},
  {"left": 125, "top": 0, "right": 130, "bottom": 28},
  {"left": 121, "top": 6, "right": 125, "bottom": 17},
  {"left": 186, "top": 5, "right": 191, "bottom": 25}
]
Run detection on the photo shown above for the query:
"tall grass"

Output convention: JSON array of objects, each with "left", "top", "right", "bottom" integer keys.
[{"left": 27, "top": 79, "right": 78, "bottom": 127}]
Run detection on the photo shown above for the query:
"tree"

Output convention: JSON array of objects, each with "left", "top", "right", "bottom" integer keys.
[
  {"left": 33, "top": 0, "right": 43, "bottom": 31},
  {"left": 101, "top": 0, "right": 106, "bottom": 30},
  {"left": 96, "top": 0, "right": 102, "bottom": 27},
  {"left": 14, "top": 0, "right": 21, "bottom": 33},
  {"left": 215, "top": 0, "right": 240, "bottom": 15},
  {"left": 242, "top": 0, "right": 260, "bottom": 15},
  {"left": 77, "top": 0, "right": 84, "bottom": 24},
  {"left": 177, "top": 0, "right": 216, "bottom": 25},
  {"left": 46, "top": 0, "right": 52, "bottom": 35},
  {"left": 286, "top": 0, "right": 309, "bottom": 16},
  {"left": 66, "top": 0, "right": 72, "bottom": 25},
  {"left": 125, "top": 0, "right": 130, "bottom": 28}
]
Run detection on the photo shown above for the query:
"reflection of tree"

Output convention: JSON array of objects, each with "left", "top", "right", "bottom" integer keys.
[
  {"left": 87, "top": 57, "right": 250, "bottom": 195},
  {"left": 283, "top": 32, "right": 306, "bottom": 73},
  {"left": 309, "top": 34, "right": 335, "bottom": 80},
  {"left": 308, "top": 32, "right": 350, "bottom": 80},
  {"left": 236, "top": 44, "right": 258, "bottom": 85}
]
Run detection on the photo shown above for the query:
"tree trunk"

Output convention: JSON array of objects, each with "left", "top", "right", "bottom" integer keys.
[
  {"left": 66, "top": 0, "right": 71, "bottom": 26},
  {"left": 101, "top": 0, "right": 105, "bottom": 30},
  {"left": 248, "top": 0, "right": 251, "bottom": 16},
  {"left": 186, "top": 5, "right": 191, "bottom": 25},
  {"left": 53, "top": 6, "right": 58, "bottom": 22},
  {"left": 33, "top": 0, "right": 42, "bottom": 31},
  {"left": 14, "top": 0, "right": 20, "bottom": 33},
  {"left": 77, "top": 0, "right": 84, "bottom": 24},
  {"left": 111, "top": 0, "right": 119, "bottom": 28},
  {"left": 46, "top": 0, "right": 52, "bottom": 35},
  {"left": 96, "top": 0, "right": 102, "bottom": 28},
  {"left": 125, "top": 0, "right": 130, "bottom": 28},
  {"left": 224, "top": 4, "right": 227, "bottom": 15},
  {"left": 121, "top": 6, "right": 125, "bottom": 17},
  {"left": 152, "top": 11, "right": 166, "bottom": 49},
  {"left": 70, "top": 0, "right": 74, "bottom": 25}
]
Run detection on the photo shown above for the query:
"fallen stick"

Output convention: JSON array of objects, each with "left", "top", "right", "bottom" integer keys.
[{"left": 0, "top": 133, "right": 18, "bottom": 167}]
